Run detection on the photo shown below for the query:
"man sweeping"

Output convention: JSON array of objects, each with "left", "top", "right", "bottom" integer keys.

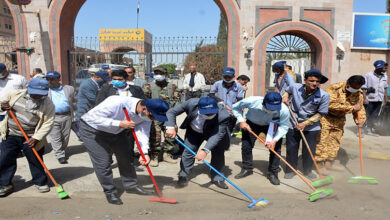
[
  {"left": 282, "top": 69, "right": 330, "bottom": 179},
  {"left": 0, "top": 78, "right": 55, "bottom": 196},
  {"left": 315, "top": 75, "right": 366, "bottom": 172},
  {"left": 232, "top": 92, "right": 290, "bottom": 185},
  {"left": 165, "top": 97, "right": 231, "bottom": 189},
  {"left": 79, "top": 96, "right": 169, "bottom": 205}
]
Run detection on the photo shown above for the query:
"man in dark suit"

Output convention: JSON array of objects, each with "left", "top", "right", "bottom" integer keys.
[
  {"left": 165, "top": 97, "right": 231, "bottom": 189},
  {"left": 95, "top": 69, "right": 145, "bottom": 105}
]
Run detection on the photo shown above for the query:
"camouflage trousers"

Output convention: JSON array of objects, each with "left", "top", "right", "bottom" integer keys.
[
  {"left": 149, "top": 121, "right": 177, "bottom": 153},
  {"left": 315, "top": 116, "right": 345, "bottom": 162}
]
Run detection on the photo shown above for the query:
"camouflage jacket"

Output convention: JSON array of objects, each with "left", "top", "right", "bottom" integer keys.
[
  {"left": 144, "top": 81, "right": 180, "bottom": 107},
  {"left": 325, "top": 82, "right": 366, "bottom": 122}
]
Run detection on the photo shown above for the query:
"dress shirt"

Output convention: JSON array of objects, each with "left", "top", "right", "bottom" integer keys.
[
  {"left": 117, "top": 85, "right": 133, "bottom": 97},
  {"left": 50, "top": 85, "right": 70, "bottom": 113},
  {"left": 209, "top": 80, "right": 244, "bottom": 109},
  {"left": 362, "top": 72, "right": 388, "bottom": 102},
  {"left": 189, "top": 111, "right": 206, "bottom": 133},
  {"left": 81, "top": 96, "right": 152, "bottom": 153},
  {"left": 0, "top": 73, "right": 28, "bottom": 115}
]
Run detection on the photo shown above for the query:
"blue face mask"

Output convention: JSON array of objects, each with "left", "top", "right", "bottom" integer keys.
[{"left": 112, "top": 80, "right": 126, "bottom": 88}]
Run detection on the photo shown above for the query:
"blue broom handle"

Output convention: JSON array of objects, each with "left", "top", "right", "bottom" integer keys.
[{"left": 174, "top": 137, "right": 255, "bottom": 202}]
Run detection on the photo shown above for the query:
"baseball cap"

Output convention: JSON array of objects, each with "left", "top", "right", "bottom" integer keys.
[
  {"left": 27, "top": 78, "right": 49, "bottom": 96},
  {"left": 272, "top": 62, "right": 285, "bottom": 71},
  {"left": 144, "top": 98, "right": 169, "bottom": 122},
  {"left": 95, "top": 70, "right": 110, "bottom": 82},
  {"left": 45, "top": 71, "right": 61, "bottom": 78},
  {"left": 374, "top": 60, "right": 388, "bottom": 70},
  {"left": 304, "top": 69, "right": 328, "bottom": 84},
  {"left": 0, "top": 63, "right": 6, "bottom": 73},
  {"left": 222, "top": 67, "right": 235, "bottom": 76},
  {"left": 263, "top": 92, "right": 282, "bottom": 111},
  {"left": 198, "top": 97, "right": 218, "bottom": 114},
  {"left": 102, "top": 64, "right": 110, "bottom": 69},
  {"left": 153, "top": 66, "right": 167, "bottom": 73}
]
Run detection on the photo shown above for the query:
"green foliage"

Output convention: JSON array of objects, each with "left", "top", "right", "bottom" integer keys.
[
  {"left": 217, "top": 12, "right": 228, "bottom": 49},
  {"left": 388, "top": 0, "right": 390, "bottom": 13},
  {"left": 160, "top": 63, "right": 177, "bottom": 74}
]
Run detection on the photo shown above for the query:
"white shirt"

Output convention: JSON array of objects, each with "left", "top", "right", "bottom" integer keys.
[
  {"left": 0, "top": 73, "right": 28, "bottom": 115},
  {"left": 81, "top": 96, "right": 152, "bottom": 153},
  {"left": 190, "top": 111, "right": 206, "bottom": 133},
  {"left": 117, "top": 85, "right": 133, "bottom": 97},
  {"left": 182, "top": 72, "right": 206, "bottom": 92}
]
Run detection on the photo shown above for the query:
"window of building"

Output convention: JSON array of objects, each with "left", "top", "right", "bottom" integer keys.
[{"left": 5, "top": 23, "right": 9, "bottom": 29}]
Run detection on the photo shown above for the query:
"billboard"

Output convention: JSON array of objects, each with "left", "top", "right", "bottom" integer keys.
[
  {"left": 99, "top": 29, "right": 145, "bottom": 41},
  {"left": 352, "top": 13, "right": 390, "bottom": 50}
]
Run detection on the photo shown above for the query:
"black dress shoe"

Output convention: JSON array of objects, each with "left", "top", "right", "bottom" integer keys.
[
  {"left": 213, "top": 180, "right": 228, "bottom": 189},
  {"left": 234, "top": 169, "right": 253, "bottom": 179},
  {"left": 105, "top": 193, "right": 123, "bottom": 205},
  {"left": 125, "top": 186, "right": 152, "bottom": 195},
  {"left": 267, "top": 173, "right": 280, "bottom": 185},
  {"left": 58, "top": 157, "right": 68, "bottom": 164},
  {"left": 177, "top": 176, "right": 188, "bottom": 187}
]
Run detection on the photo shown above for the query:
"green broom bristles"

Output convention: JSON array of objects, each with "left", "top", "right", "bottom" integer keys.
[
  {"left": 348, "top": 176, "right": 378, "bottom": 184},
  {"left": 56, "top": 186, "right": 70, "bottom": 199},
  {"left": 312, "top": 176, "right": 334, "bottom": 188},
  {"left": 309, "top": 189, "right": 333, "bottom": 202}
]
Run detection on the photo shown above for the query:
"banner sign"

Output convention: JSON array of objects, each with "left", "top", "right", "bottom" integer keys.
[{"left": 99, "top": 29, "right": 145, "bottom": 41}]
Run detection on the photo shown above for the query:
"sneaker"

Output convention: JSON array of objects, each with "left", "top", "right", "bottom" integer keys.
[
  {"left": 35, "top": 185, "right": 50, "bottom": 193},
  {"left": 284, "top": 172, "right": 296, "bottom": 179},
  {"left": 304, "top": 172, "right": 318, "bottom": 180},
  {"left": 0, "top": 185, "right": 14, "bottom": 197},
  {"left": 162, "top": 152, "right": 178, "bottom": 164}
]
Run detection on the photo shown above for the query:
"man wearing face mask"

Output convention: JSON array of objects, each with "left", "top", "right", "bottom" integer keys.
[
  {"left": 315, "top": 75, "right": 366, "bottom": 172},
  {"left": 144, "top": 66, "right": 180, "bottom": 167},
  {"left": 165, "top": 97, "right": 231, "bottom": 189},
  {"left": 79, "top": 96, "right": 169, "bottom": 205},
  {"left": 362, "top": 60, "right": 388, "bottom": 136},
  {"left": 0, "top": 78, "right": 55, "bottom": 196},
  {"left": 209, "top": 67, "right": 244, "bottom": 133},
  {"left": 232, "top": 92, "right": 290, "bottom": 185},
  {"left": 95, "top": 69, "right": 145, "bottom": 105},
  {"left": 273, "top": 61, "right": 295, "bottom": 95},
  {"left": 0, "top": 63, "right": 28, "bottom": 122},
  {"left": 282, "top": 69, "right": 330, "bottom": 179},
  {"left": 46, "top": 71, "right": 76, "bottom": 164}
]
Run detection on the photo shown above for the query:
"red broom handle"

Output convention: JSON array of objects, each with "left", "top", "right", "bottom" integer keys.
[
  {"left": 357, "top": 112, "right": 364, "bottom": 176},
  {"left": 248, "top": 129, "right": 316, "bottom": 191},
  {"left": 122, "top": 108, "right": 163, "bottom": 198},
  {"left": 8, "top": 110, "right": 59, "bottom": 187}
]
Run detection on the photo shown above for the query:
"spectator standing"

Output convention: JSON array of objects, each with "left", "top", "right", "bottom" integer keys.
[
  {"left": 182, "top": 65, "right": 206, "bottom": 100},
  {"left": 236, "top": 75, "right": 250, "bottom": 98},
  {"left": 362, "top": 60, "right": 388, "bottom": 136},
  {"left": 30, "top": 68, "right": 45, "bottom": 79},
  {"left": 125, "top": 66, "right": 147, "bottom": 88},
  {"left": 273, "top": 62, "right": 295, "bottom": 95},
  {"left": 102, "top": 64, "right": 112, "bottom": 78},
  {"left": 46, "top": 71, "right": 76, "bottom": 164}
]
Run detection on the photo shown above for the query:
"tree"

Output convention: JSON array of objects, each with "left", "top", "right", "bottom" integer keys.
[
  {"left": 388, "top": 0, "right": 390, "bottom": 13},
  {"left": 217, "top": 12, "right": 227, "bottom": 48},
  {"left": 160, "top": 63, "right": 177, "bottom": 75}
]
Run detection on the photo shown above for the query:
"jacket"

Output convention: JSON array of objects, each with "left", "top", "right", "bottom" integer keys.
[
  {"left": 165, "top": 98, "right": 230, "bottom": 151},
  {"left": 0, "top": 89, "right": 55, "bottom": 150},
  {"left": 95, "top": 84, "right": 146, "bottom": 106},
  {"left": 77, "top": 78, "right": 99, "bottom": 120},
  {"left": 49, "top": 85, "right": 76, "bottom": 119},
  {"left": 182, "top": 72, "right": 206, "bottom": 92}
]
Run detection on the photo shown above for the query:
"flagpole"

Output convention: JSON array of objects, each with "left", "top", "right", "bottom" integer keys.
[{"left": 137, "top": 0, "right": 140, "bottom": 29}]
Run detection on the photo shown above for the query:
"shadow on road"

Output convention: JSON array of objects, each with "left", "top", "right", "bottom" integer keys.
[{"left": 50, "top": 166, "right": 95, "bottom": 185}]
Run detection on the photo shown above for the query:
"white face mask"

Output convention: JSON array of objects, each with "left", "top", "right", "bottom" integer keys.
[
  {"left": 200, "top": 114, "right": 216, "bottom": 120},
  {"left": 154, "top": 75, "right": 166, "bottom": 82},
  {"left": 138, "top": 113, "right": 152, "bottom": 121},
  {"left": 223, "top": 79, "right": 235, "bottom": 84},
  {"left": 346, "top": 86, "right": 360, "bottom": 93}
]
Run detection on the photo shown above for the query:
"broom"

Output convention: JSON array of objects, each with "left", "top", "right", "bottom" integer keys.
[
  {"left": 248, "top": 129, "right": 333, "bottom": 202},
  {"left": 348, "top": 112, "right": 378, "bottom": 184},
  {"left": 8, "top": 110, "right": 69, "bottom": 199},
  {"left": 174, "top": 136, "right": 269, "bottom": 208},
  {"left": 287, "top": 105, "right": 334, "bottom": 188},
  {"left": 123, "top": 108, "right": 178, "bottom": 204}
]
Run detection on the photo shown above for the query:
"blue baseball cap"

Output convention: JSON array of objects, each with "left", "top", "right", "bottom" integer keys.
[
  {"left": 304, "top": 69, "right": 328, "bottom": 84},
  {"left": 45, "top": 71, "right": 61, "bottom": 78},
  {"left": 144, "top": 98, "right": 169, "bottom": 122},
  {"left": 95, "top": 70, "right": 110, "bottom": 82},
  {"left": 272, "top": 62, "right": 285, "bottom": 71},
  {"left": 263, "top": 92, "right": 282, "bottom": 111},
  {"left": 102, "top": 64, "right": 110, "bottom": 69},
  {"left": 198, "top": 97, "right": 218, "bottom": 114},
  {"left": 27, "top": 78, "right": 49, "bottom": 96},
  {"left": 374, "top": 60, "right": 388, "bottom": 70},
  {"left": 222, "top": 67, "right": 235, "bottom": 76},
  {"left": 0, "top": 63, "right": 6, "bottom": 73}
]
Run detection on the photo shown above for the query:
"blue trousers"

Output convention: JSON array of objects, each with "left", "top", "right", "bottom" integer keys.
[{"left": 0, "top": 135, "right": 47, "bottom": 186}]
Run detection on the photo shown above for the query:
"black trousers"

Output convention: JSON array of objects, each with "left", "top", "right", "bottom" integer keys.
[
  {"left": 365, "top": 101, "right": 382, "bottom": 129},
  {"left": 0, "top": 135, "right": 47, "bottom": 186},
  {"left": 185, "top": 90, "right": 202, "bottom": 101},
  {"left": 286, "top": 129, "right": 318, "bottom": 174},
  {"left": 241, "top": 120, "right": 282, "bottom": 174}
]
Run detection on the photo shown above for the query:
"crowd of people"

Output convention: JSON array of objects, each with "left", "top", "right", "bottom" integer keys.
[{"left": 0, "top": 60, "right": 387, "bottom": 205}]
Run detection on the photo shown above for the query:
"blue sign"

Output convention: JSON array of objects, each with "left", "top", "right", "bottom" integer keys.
[{"left": 352, "top": 13, "right": 390, "bottom": 50}]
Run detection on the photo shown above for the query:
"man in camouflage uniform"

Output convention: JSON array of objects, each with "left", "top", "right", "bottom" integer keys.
[
  {"left": 144, "top": 66, "right": 180, "bottom": 167},
  {"left": 315, "top": 75, "right": 366, "bottom": 173}
]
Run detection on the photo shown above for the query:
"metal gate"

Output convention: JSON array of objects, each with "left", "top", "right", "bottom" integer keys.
[
  {"left": 265, "top": 34, "right": 315, "bottom": 90},
  {"left": 68, "top": 36, "right": 226, "bottom": 88}
]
